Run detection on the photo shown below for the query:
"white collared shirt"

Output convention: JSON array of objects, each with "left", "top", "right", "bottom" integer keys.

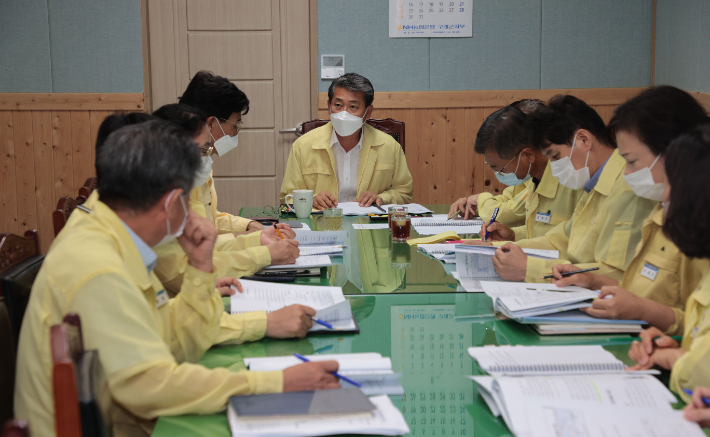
[{"left": 330, "top": 129, "right": 363, "bottom": 203}]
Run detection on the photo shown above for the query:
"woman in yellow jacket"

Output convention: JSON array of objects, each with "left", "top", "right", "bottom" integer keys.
[
  {"left": 628, "top": 123, "right": 710, "bottom": 404},
  {"left": 549, "top": 86, "right": 709, "bottom": 336}
]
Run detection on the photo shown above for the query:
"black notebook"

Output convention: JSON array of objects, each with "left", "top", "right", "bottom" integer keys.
[{"left": 229, "top": 388, "right": 375, "bottom": 418}]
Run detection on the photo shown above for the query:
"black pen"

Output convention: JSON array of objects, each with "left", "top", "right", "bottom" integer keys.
[
  {"left": 540, "top": 267, "right": 600, "bottom": 280},
  {"left": 374, "top": 204, "right": 386, "bottom": 213}
]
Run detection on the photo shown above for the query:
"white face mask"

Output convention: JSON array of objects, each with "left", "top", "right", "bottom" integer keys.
[
  {"left": 550, "top": 134, "right": 591, "bottom": 190},
  {"left": 494, "top": 153, "right": 532, "bottom": 186},
  {"left": 212, "top": 120, "right": 239, "bottom": 156},
  {"left": 193, "top": 155, "right": 213, "bottom": 189},
  {"left": 623, "top": 155, "right": 665, "bottom": 201},
  {"left": 155, "top": 190, "right": 188, "bottom": 247},
  {"left": 330, "top": 109, "right": 367, "bottom": 137}
]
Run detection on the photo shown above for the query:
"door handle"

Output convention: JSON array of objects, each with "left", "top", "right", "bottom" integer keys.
[{"left": 279, "top": 123, "right": 303, "bottom": 137}]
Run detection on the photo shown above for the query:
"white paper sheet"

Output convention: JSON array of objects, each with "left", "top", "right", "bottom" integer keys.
[
  {"left": 335, "top": 202, "right": 433, "bottom": 216},
  {"left": 227, "top": 394, "right": 410, "bottom": 437},
  {"left": 245, "top": 353, "right": 392, "bottom": 374},
  {"left": 351, "top": 223, "right": 391, "bottom": 230},
  {"left": 230, "top": 281, "right": 344, "bottom": 314},
  {"left": 299, "top": 245, "right": 345, "bottom": 256},
  {"left": 455, "top": 244, "right": 560, "bottom": 260},
  {"left": 263, "top": 255, "right": 332, "bottom": 270}
]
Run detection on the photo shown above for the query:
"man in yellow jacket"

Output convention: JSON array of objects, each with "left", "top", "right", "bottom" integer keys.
[
  {"left": 14, "top": 121, "right": 339, "bottom": 437},
  {"left": 485, "top": 95, "right": 656, "bottom": 282},
  {"left": 280, "top": 73, "right": 413, "bottom": 209},
  {"left": 450, "top": 99, "right": 547, "bottom": 224},
  {"left": 455, "top": 105, "right": 583, "bottom": 241}
]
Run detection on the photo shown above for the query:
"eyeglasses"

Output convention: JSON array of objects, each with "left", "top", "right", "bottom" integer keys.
[
  {"left": 485, "top": 150, "right": 522, "bottom": 176},
  {"left": 217, "top": 117, "right": 244, "bottom": 134},
  {"left": 198, "top": 145, "right": 216, "bottom": 157}
]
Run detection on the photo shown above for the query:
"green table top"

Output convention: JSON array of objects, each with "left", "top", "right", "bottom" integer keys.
[
  {"left": 151, "top": 204, "right": 688, "bottom": 436},
  {"left": 153, "top": 293, "right": 678, "bottom": 437},
  {"left": 239, "top": 205, "right": 473, "bottom": 294}
]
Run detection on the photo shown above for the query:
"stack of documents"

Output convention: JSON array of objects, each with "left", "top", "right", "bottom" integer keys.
[
  {"left": 230, "top": 281, "right": 358, "bottom": 332},
  {"left": 411, "top": 216, "right": 483, "bottom": 235},
  {"left": 452, "top": 246, "right": 559, "bottom": 292},
  {"left": 294, "top": 230, "right": 347, "bottom": 256},
  {"left": 477, "top": 281, "right": 646, "bottom": 333},
  {"left": 467, "top": 371, "right": 703, "bottom": 437},
  {"left": 227, "top": 394, "right": 409, "bottom": 437},
  {"left": 244, "top": 353, "right": 404, "bottom": 396},
  {"left": 329, "top": 202, "right": 433, "bottom": 216},
  {"left": 263, "top": 254, "right": 333, "bottom": 271},
  {"left": 418, "top": 244, "right": 456, "bottom": 263}
]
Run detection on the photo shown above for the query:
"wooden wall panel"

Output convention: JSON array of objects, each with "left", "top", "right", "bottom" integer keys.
[
  {"left": 0, "top": 93, "right": 144, "bottom": 253},
  {"left": 316, "top": 89, "right": 646, "bottom": 204}
]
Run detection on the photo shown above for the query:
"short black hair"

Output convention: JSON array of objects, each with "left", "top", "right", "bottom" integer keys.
[
  {"left": 96, "top": 120, "right": 200, "bottom": 212},
  {"left": 474, "top": 106, "right": 528, "bottom": 159},
  {"left": 510, "top": 99, "right": 545, "bottom": 115},
  {"left": 526, "top": 95, "right": 609, "bottom": 151},
  {"left": 153, "top": 103, "right": 208, "bottom": 138},
  {"left": 95, "top": 112, "right": 155, "bottom": 158},
  {"left": 328, "top": 73, "right": 375, "bottom": 108},
  {"left": 608, "top": 86, "right": 710, "bottom": 155},
  {"left": 179, "top": 70, "right": 249, "bottom": 121},
  {"left": 663, "top": 124, "right": 710, "bottom": 259}
]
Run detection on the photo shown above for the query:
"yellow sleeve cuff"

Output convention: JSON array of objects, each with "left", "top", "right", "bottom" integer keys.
[
  {"left": 243, "top": 231, "right": 264, "bottom": 248},
  {"left": 476, "top": 192, "right": 497, "bottom": 221},
  {"left": 245, "top": 370, "right": 284, "bottom": 394},
  {"left": 180, "top": 265, "right": 218, "bottom": 302},
  {"left": 250, "top": 246, "right": 272, "bottom": 269},
  {"left": 218, "top": 311, "right": 268, "bottom": 345},
  {"left": 512, "top": 226, "right": 527, "bottom": 242},
  {"left": 217, "top": 233, "right": 236, "bottom": 244},
  {"left": 525, "top": 257, "right": 569, "bottom": 283}
]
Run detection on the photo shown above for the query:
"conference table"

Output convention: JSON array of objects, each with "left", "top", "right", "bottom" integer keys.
[{"left": 152, "top": 205, "right": 684, "bottom": 437}]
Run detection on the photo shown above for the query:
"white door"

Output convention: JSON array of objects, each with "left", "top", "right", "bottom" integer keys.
[{"left": 145, "top": 0, "right": 315, "bottom": 212}]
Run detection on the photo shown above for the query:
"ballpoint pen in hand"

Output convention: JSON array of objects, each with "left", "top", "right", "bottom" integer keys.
[
  {"left": 539, "top": 267, "right": 600, "bottom": 280},
  {"left": 483, "top": 207, "right": 499, "bottom": 242},
  {"left": 447, "top": 210, "right": 461, "bottom": 220},
  {"left": 311, "top": 317, "right": 340, "bottom": 330},
  {"left": 374, "top": 204, "right": 386, "bottom": 213},
  {"left": 293, "top": 353, "right": 362, "bottom": 387},
  {"left": 683, "top": 389, "right": 710, "bottom": 407}
]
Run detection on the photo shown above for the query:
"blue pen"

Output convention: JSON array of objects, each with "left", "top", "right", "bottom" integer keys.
[
  {"left": 293, "top": 353, "right": 362, "bottom": 388},
  {"left": 683, "top": 388, "right": 710, "bottom": 406},
  {"left": 484, "top": 207, "right": 499, "bottom": 242},
  {"left": 311, "top": 317, "right": 334, "bottom": 329}
]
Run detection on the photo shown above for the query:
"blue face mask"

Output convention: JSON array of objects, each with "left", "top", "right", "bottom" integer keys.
[{"left": 494, "top": 153, "right": 531, "bottom": 186}]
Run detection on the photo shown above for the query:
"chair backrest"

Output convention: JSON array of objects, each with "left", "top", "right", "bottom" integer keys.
[
  {"left": 0, "top": 230, "right": 44, "bottom": 348},
  {"left": 0, "top": 298, "right": 17, "bottom": 426},
  {"left": 300, "top": 118, "right": 406, "bottom": 152},
  {"left": 52, "top": 197, "right": 80, "bottom": 237},
  {"left": 1, "top": 420, "right": 30, "bottom": 437},
  {"left": 77, "top": 178, "right": 97, "bottom": 203},
  {"left": 51, "top": 314, "right": 106, "bottom": 437}
]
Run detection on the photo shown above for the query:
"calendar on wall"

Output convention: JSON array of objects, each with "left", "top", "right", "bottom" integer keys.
[
  {"left": 389, "top": 0, "right": 473, "bottom": 38},
  {"left": 390, "top": 305, "right": 474, "bottom": 436}
]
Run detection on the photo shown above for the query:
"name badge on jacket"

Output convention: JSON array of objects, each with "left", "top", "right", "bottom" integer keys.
[
  {"left": 535, "top": 212, "right": 551, "bottom": 224},
  {"left": 156, "top": 289, "right": 169, "bottom": 308},
  {"left": 640, "top": 263, "right": 659, "bottom": 281}
]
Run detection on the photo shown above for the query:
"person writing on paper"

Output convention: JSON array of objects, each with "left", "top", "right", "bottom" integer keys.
[
  {"left": 627, "top": 124, "right": 710, "bottom": 404},
  {"left": 152, "top": 104, "right": 299, "bottom": 294},
  {"left": 684, "top": 387, "right": 710, "bottom": 428},
  {"left": 279, "top": 73, "right": 413, "bottom": 210},
  {"left": 484, "top": 95, "right": 657, "bottom": 282},
  {"left": 449, "top": 99, "right": 546, "bottom": 223},
  {"left": 548, "top": 87, "right": 709, "bottom": 335},
  {"left": 456, "top": 104, "right": 583, "bottom": 242},
  {"left": 14, "top": 121, "right": 340, "bottom": 437}
]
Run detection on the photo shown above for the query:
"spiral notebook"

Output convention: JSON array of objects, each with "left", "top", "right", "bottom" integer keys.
[
  {"left": 468, "top": 345, "right": 659, "bottom": 376},
  {"left": 411, "top": 217, "right": 483, "bottom": 235}
]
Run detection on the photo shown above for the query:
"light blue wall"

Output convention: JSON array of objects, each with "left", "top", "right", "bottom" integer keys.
[
  {"left": 0, "top": 0, "right": 143, "bottom": 93},
  {"left": 318, "top": 0, "right": 654, "bottom": 92},
  {"left": 655, "top": 0, "right": 710, "bottom": 93}
]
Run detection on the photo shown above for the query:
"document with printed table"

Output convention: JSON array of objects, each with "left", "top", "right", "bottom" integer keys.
[
  {"left": 468, "top": 345, "right": 660, "bottom": 376},
  {"left": 244, "top": 353, "right": 404, "bottom": 396},
  {"left": 227, "top": 394, "right": 410, "bottom": 437},
  {"left": 293, "top": 230, "right": 347, "bottom": 256},
  {"left": 468, "top": 373, "right": 703, "bottom": 437},
  {"left": 516, "top": 309, "right": 646, "bottom": 335},
  {"left": 230, "top": 281, "right": 358, "bottom": 333}
]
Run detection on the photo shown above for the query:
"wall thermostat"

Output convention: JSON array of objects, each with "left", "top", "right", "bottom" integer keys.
[{"left": 321, "top": 54, "right": 345, "bottom": 79}]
